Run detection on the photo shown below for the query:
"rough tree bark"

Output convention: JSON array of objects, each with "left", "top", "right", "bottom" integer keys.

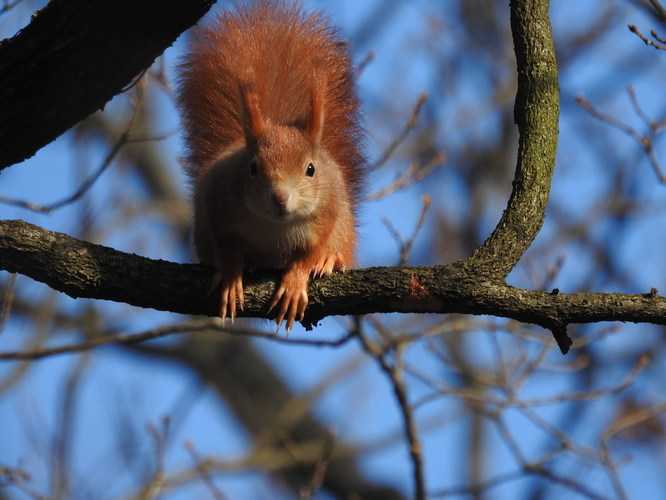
[{"left": 0, "top": 0, "right": 216, "bottom": 169}]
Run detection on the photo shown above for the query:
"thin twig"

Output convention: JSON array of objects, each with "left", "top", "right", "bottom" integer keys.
[
  {"left": 598, "top": 437, "right": 630, "bottom": 500},
  {"left": 513, "top": 353, "right": 649, "bottom": 407},
  {"left": 649, "top": 0, "right": 666, "bottom": 20},
  {"left": 430, "top": 470, "right": 524, "bottom": 498},
  {"left": 356, "top": 50, "right": 375, "bottom": 74},
  {"left": 301, "top": 431, "right": 335, "bottom": 500},
  {"left": 0, "top": 466, "right": 48, "bottom": 500},
  {"left": 0, "top": 87, "right": 152, "bottom": 213},
  {"left": 355, "top": 323, "right": 426, "bottom": 500},
  {"left": 518, "top": 407, "right": 601, "bottom": 462},
  {"left": 0, "top": 0, "right": 23, "bottom": 15},
  {"left": 492, "top": 417, "right": 606, "bottom": 500},
  {"left": 184, "top": 441, "right": 228, "bottom": 500},
  {"left": 382, "top": 194, "right": 432, "bottom": 266},
  {"left": 601, "top": 400, "right": 666, "bottom": 441},
  {"left": 652, "top": 28, "right": 666, "bottom": 44},
  {"left": 511, "top": 340, "right": 551, "bottom": 393},
  {"left": 0, "top": 273, "right": 16, "bottom": 334},
  {"left": 280, "top": 430, "right": 336, "bottom": 500},
  {"left": 371, "top": 92, "right": 429, "bottom": 172},
  {"left": 405, "top": 353, "right": 648, "bottom": 412},
  {"left": 367, "top": 153, "right": 446, "bottom": 200},
  {"left": 576, "top": 95, "right": 643, "bottom": 142},
  {"left": 0, "top": 318, "right": 355, "bottom": 361},
  {"left": 51, "top": 355, "right": 90, "bottom": 499},
  {"left": 598, "top": 398, "right": 666, "bottom": 498},
  {"left": 524, "top": 463, "right": 608, "bottom": 500},
  {"left": 577, "top": 93, "right": 666, "bottom": 182},
  {"left": 140, "top": 417, "right": 170, "bottom": 500},
  {"left": 627, "top": 86, "right": 653, "bottom": 129},
  {"left": 628, "top": 24, "right": 666, "bottom": 50},
  {"left": 120, "top": 68, "right": 148, "bottom": 93}
]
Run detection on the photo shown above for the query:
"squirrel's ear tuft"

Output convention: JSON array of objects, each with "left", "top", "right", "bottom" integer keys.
[
  {"left": 306, "top": 63, "right": 326, "bottom": 145},
  {"left": 239, "top": 71, "right": 266, "bottom": 149}
]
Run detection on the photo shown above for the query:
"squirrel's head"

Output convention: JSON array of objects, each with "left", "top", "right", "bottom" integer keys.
[{"left": 238, "top": 68, "right": 333, "bottom": 222}]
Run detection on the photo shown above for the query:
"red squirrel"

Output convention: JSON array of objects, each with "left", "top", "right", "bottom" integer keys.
[{"left": 177, "top": 1, "right": 366, "bottom": 331}]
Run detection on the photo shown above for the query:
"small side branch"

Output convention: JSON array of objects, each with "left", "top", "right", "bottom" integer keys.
[
  {"left": 577, "top": 89, "right": 666, "bottom": 183},
  {"left": 629, "top": 24, "right": 666, "bottom": 50},
  {"left": 547, "top": 321, "right": 573, "bottom": 355},
  {"left": 356, "top": 324, "right": 425, "bottom": 500},
  {"left": 468, "top": 0, "right": 560, "bottom": 277}
]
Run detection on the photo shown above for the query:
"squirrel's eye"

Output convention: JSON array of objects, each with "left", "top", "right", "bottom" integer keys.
[
  {"left": 250, "top": 160, "right": 258, "bottom": 176},
  {"left": 305, "top": 162, "right": 315, "bottom": 177}
]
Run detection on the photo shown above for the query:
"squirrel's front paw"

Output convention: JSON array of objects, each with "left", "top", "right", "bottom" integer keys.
[
  {"left": 212, "top": 269, "right": 244, "bottom": 321},
  {"left": 311, "top": 252, "right": 346, "bottom": 278},
  {"left": 268, "top": 270, "right": 309, "bottom": 334}
]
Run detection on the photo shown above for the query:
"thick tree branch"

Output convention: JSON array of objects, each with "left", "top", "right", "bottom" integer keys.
[
  {"left": 0, "top": 0, "right": 216, "bottom": 170},
  {"left": 2, "top": 220, "right": 665, "bottom": 354},
  {"left": 468, "top": 0, "right": 560, "bottom": 277}
]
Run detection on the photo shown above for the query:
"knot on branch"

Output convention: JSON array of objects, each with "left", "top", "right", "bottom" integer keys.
[{"left": 547, "top": 321, "right": 572, "bottom": 355}]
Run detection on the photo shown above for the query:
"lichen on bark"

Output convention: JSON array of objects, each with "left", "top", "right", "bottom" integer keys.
[{"left": 468, "top": 0, "right": 560, "bottom": 279}]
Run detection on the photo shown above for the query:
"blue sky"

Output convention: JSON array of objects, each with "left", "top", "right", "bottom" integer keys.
[{"left": 2, "top": 1, "right": 666, "bottom": 499}]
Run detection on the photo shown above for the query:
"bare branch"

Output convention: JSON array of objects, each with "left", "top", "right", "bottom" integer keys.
[
  {"left": 430, "top": 470, "right": 524, "bottom": 498},
  {"left": 372, "top": 92, "right": 429, "bottom": 172},
  {"left": 629, "top": 24, "right": 666, "bottom": 50},
  {"left": 367, "top": 154, "right": 446, "bottom": 200},
  {"left": 138, "top": 418, "right": 170, "bottom": 500},
  {"left": 381, "top": 194, "right": 432, "bottom": 266},
  {"left": 184, "top": 442, "right": 229, "bottom": 500},
  {"left": 0, "top": 273, "right": 16, "bottom": 334},
  {"left": 0, "top": 465, "right": 48, "bottom": 500},
  {"left": 649, "top": 0, "right": 666, "bottom": 18},
  {"left": 279, "top": 429, "right": 337, "bottom": 500},
  {"left": 356, "top": 51, "right": 375, "bottom": 74},
  {"left": 51, "top": 357, "right": 90, "bottom": 499},
  {"left": 0, "top": 317, "right": 355, "bottom": 361},
  {"left": 356, "top": 323, "right": 425, "bottom": 500},
  {"left": 653, "top": 28, "right": 666, "bottom": 43},
  {"left": 0, "top": 0, "right": 23, "bottom": 15},
  {"left": 0, "top": 86, "right": 147, "bottom": 213},
  {"left": 577, "top": 91, "right": 666, "bottom": 182}
]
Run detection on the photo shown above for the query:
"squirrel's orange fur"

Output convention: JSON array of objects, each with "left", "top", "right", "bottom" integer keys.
[{"left": 177, "top": 1, "right": 366, "bottom": 331}]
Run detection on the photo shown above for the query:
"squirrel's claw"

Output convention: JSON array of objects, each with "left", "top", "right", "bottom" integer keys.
[
  {"left": 312, "top": 252, "right": 346, "bottom": 278},
  {"left": 268, "top": 271, "right": 308, "bottom": 334},
  {"left": 214, "top": 270, "right": 244, "bottom": 322}
]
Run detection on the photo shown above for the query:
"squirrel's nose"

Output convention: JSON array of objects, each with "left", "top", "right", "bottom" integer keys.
[{"left": 271, "top": 187, "right": 290, "bottom": 212}]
